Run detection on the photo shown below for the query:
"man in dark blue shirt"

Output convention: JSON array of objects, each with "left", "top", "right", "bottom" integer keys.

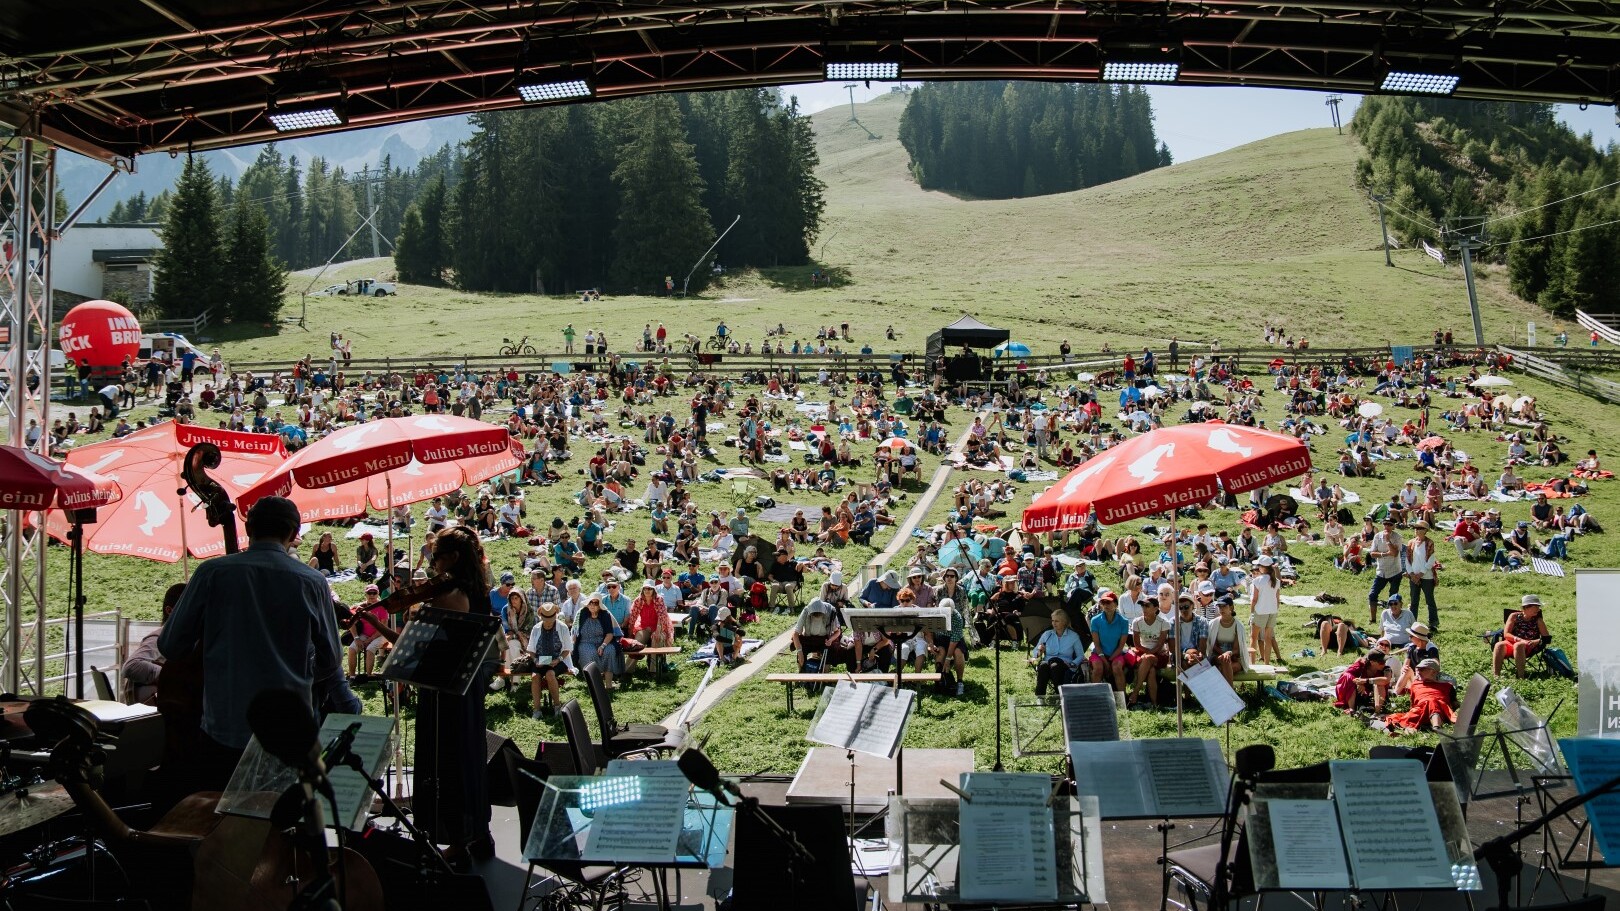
[{"left": 159, "top": 496, "right": 360, "bottom": 790}]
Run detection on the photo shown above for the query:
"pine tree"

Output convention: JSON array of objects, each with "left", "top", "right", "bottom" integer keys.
[
  {"left": 223, "top": 194, "right": 287, "bottom": 325},
  {"left": 610, "top": 95, "right": 714, "bottom": 293},
  {"left": 151, "top": 156, "right": 225, "bottom": 319}
]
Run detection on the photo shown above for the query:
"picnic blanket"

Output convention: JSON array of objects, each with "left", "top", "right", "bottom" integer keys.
[
  {"left": 1290, "top": 487, "right": 1361, "bottom": 505},
  {"left": 1573, "top": 469, "right": 1614, "bottom": 480},
  {"left": 948, "top": 454, "right": 1015, "bottom": 472},
  {"left": 1532, "top": 557, "right": 1567, "bottom": 578},
  {"left": 758, "top": 503, "right": 822, "bottom": 523},
  {"left": 688, "top": 638, "right": 766, "bottom": 662},
  {"left": 344, "top": 522, "right": 391, "bottom": 540},
  {"left": 1281, "top": 595, "right": 1333, "bottom": 610},
  {"left": 1523, "top": 482, "right": 1575, "bottom": 498},
  {"left": 1019, "top": 470, "right": 1061, "bottom": 482}
]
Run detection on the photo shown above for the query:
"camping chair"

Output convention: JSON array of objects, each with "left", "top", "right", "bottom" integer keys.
[
  {"left": 731, "top": 479, "right": 751, "bottom": 509},
  {"left": 582, "top": 663, "right": 670, "bottom": 757}
]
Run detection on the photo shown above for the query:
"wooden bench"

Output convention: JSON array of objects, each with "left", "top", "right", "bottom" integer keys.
[
  {"left": 765, "top": 672, "right": 941, "bottom": 712},
  {"left": 629, "top": 645, "right": 683, "bottom": 678}
]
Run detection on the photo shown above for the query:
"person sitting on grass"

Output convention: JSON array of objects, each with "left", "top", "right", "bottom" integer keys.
[
  {"left": 1393, "top": 622, "right": 1438, "bottom": 695},
  {"left": 1087, "top": 597, "right": 1134, "bottom": 694},
  {"left": 1386, "top": 658, "right": 1455, "bottom": 733},
  {"left": 1320, "top": 613, "right": 1372, "bottom": 656},
  {"left": 1334, "top": 648, "right": 1390, "bottom": 714},
  {"left": 1029, "top": 607, "right": 1083, "bottom": 696},
  {"left": 1494, "top": 593, "right": 1550, "bottom": 678}
]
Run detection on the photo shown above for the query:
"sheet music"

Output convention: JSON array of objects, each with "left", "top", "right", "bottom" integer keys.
[
  {"left": 1331, "top": 760, "right": 1454, "bottom": 890},
  {"left": 1557, "top": 738, "right": 1620, "bottom": 863},
  {"left": 1141, "top": 739, "right": 1228, "bottom": 817},
  {"left": 582, "top": 774, "right": 689, "bottom": 863},
  {"left": 1268, "top": 799, "right": 1350, "bottom": 889},
  {"left": 807, "top": 681, "right": 916, "bottom": 758},
  {"left": 957, "top": 773, "right": 1059, "bottom": 902},
  {"left": 318, "top": 713, "right": 395, "bottom": 831},
  {"left": 1069, "top": 740, "right": 1151, "bottom": 818},
  {"left": 1059, "top": 684, "right": 1120, "bottom": 742},
  {"left": 1178, "top": 661, "right": 1247, "bottom": 728}
]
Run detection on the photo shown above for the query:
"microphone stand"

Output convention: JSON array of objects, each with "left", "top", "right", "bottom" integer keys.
[
  {"left": 328, "top": 750, "right": 455, "bottom": 877},
  {"left": 1475, "top": 770, "right": 1620, "bottom": 911}
]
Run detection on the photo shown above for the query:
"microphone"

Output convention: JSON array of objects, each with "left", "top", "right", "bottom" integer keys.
[
  {"left": 678, "top": 748, "right": 743, "bottom": 805},
  {"left": 322, "top": 721, "right": 363, "bottom": 772}
]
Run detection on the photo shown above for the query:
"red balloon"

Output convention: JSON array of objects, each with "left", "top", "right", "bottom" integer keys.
[{"left": 58, "top": 300, "right": 141, "bottom": 368}]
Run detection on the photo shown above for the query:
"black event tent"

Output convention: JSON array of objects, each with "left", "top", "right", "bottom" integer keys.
[{"left": 926, "top": 314, "right": 1011, "bottom": 362}]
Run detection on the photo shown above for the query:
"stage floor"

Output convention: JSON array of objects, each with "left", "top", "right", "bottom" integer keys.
[{"left": 472, "top": 773, "right": 1620, "bottom": 910}]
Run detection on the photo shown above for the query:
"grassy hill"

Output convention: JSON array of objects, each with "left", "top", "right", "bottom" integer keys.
[{"left": 213, "top": 90, "right": 1570, "bottom": 365}]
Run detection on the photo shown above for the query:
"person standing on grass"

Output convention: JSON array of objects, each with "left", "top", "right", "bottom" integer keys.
[
  {"left": 1405, "top": 520, "right": 1440, "bottom": 630},
  {"left": 1367, "top": 518, "right": 1404, "bottom": 624},
  {"left": 563, "top": 324, "right": 576, "bottom": 354}
]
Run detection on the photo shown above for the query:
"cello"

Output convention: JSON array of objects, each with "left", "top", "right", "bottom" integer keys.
[{"left": 154, "top": 442, "right": 237, "bottom": 767}]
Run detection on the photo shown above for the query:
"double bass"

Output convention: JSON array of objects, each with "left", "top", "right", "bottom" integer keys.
[{"left": 154, "top": 442, "right": 237, "bottom": 766}]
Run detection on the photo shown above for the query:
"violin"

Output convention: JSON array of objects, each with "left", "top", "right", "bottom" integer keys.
[{"left": 343, "top": 574, "right": 462, "bottom": 645}]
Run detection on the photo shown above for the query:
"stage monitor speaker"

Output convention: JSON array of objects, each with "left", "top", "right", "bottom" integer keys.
[
  {"left": 731, "top": 803, "right": 860, "bottom": 911},
  {"left": 352, "top": 827, "right": 494, "bottom": 911},
  {"left": 485, "top": 729, "right": 522, "bottom": 807}
]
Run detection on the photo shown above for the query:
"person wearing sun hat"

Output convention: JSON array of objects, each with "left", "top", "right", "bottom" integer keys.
[
  {"left": 1494, "top": 594, "right": 1550, "bottom": 678},
  {"left": 1388, "top": 657, "right": 1456, "bottom": 731},
  {"left": 526, "top": 602, "right": 575, "bottom": 718},
  {"left": 1393, "top": 621, "right": 1438, "bottom": 695}
]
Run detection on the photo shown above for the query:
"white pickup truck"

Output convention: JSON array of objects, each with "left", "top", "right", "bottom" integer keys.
[{"left": 315, "top": 278, "right": 397, "bottom": 297}]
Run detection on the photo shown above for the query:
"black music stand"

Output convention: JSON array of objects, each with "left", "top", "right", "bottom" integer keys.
[{"left": 380, "top": 606, "right": 501, "bottom": 696}]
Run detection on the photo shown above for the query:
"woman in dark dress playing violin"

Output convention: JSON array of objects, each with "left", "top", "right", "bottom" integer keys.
[{"left": 363, "top": 525, "right": 496, "bottom": 865}]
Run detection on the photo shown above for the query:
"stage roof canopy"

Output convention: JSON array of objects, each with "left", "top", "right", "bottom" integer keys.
[{"left": 1, "top": 0, "right": 1617, "bottom": 163}]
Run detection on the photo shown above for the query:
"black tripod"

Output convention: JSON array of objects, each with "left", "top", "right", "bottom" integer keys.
[{"left": 1475, "top": 770, "right": 1620, "bottom": 911}]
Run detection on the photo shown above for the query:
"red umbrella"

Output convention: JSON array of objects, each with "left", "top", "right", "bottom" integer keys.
[
  {"left": 1021, "top": 422, "right": 1312, "bottom": 533},
  {"left": 878, "top": 437, "right": 910, "bottom": 450},
  {"left": 46, "top": 423, "right": 284, "bottom": 565},
  {"left": 1019, "top": 421, "right": 1311, "bottom": 736},
  {"left": 237, "top": 415, "right": 522, "bottom": 520},
  {"left": 1415, "top": 435, "right": 1448, "bottom": 452},
  {"left": 0, "top": 445, "right": 121, "bottom": 511},
  {"left": 0, "top": 444, "right": 123, "bottom": 699}
]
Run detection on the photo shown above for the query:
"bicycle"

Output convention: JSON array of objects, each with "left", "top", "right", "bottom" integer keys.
[
  {"left": 705, "top": 334, "right": 728, "bottom": 352},
  {"left": 499, "top": 336, "right": 537, "bottom": 357}
]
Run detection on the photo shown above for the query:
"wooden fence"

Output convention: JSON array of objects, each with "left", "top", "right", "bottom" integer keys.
[{"left": 1497, "top": 345, "right": 1620, "bottom": 406}]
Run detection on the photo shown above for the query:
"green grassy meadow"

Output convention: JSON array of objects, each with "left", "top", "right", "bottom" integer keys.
[{"left": 40, "top": 91, "right": 1611, "bottom": 770}]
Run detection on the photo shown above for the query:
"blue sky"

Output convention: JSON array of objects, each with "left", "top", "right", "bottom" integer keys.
[{"left": 785, "top": 82, "right": 1620, "bottom": 163}]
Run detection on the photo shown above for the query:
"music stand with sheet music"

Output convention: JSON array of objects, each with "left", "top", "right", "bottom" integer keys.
[
  {"left": 1011, "top": 687, "right": 1128, "bottom": 758},
  {"left": 523, "top": 770, "right": 733, "bottom": 911},
  {"left": 887, "top": 791, "right": 1105, "bottom": 906},
  {"left": 1244, "top": 760, "right": 1482, "bottom": 897},
  {"left": 841, "top": 609, "right": 944, "bottom": 786},
  {"left": 379, "top": 606, "right": 502, "bottom": 695},
  {"left": 807, "top": 679, "right": 917, "bottom": 838}
]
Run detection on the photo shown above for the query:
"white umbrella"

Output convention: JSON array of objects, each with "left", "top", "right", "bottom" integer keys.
[
  {"left": 1076, "top": 372, "right": 1095, "bottom": 383},
  {"left": 1469, "top": 375, "right": 1513, "bottom": 388},
  {"left": 1142, "top": 384, "right": 1165, "bottom": 399},
  {"left": 1357, "top": 402, "right": 1384, "bottom": 418},
  {"left": 1511, "top": 395, "right": 1534, "bottom": 411}
]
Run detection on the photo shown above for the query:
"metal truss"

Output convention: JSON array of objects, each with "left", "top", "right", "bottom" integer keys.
[
  {"left": 0, "top": 138, "right": 52, "bottom": 694},
  {"left": 0, "top": 0, "right": 1617, "bottom": 161}
]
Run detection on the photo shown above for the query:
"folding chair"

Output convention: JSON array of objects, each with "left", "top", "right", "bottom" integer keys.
[
  {"left": 730, "top": 479, "right": 751, "bottom": 508},
  {"left": 582, "top": 663, "right": 669, "bottom": 757}
]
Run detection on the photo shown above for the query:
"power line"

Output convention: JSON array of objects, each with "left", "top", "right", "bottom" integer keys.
[
  {"left": 1478, "top": 177, "right": 1620, "bottom": 228},
  {"left": 1483, "top": 215, "right": 1620, "bottom": 249}
]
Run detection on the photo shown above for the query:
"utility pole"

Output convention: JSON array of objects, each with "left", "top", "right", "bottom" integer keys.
[
  {"left": 1325, "top": 95, "right": 1343, "bottom": 134},
  {"left": 843, "top": 83, "right": 860, "bottom": 121},
  {"left": 1445, "top": 216, "right": 1489, "bottom": 348},
  {"left": 1371, "top": 192, "right": 1393, "bottom": 267},
  {"left": 361, "top": 164, "right": 380, "bottom": 259}
]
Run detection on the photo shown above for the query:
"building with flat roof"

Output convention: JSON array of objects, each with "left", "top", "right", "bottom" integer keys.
[{"left": 52, "top": 222, "right": 161, "bottom": 312}]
